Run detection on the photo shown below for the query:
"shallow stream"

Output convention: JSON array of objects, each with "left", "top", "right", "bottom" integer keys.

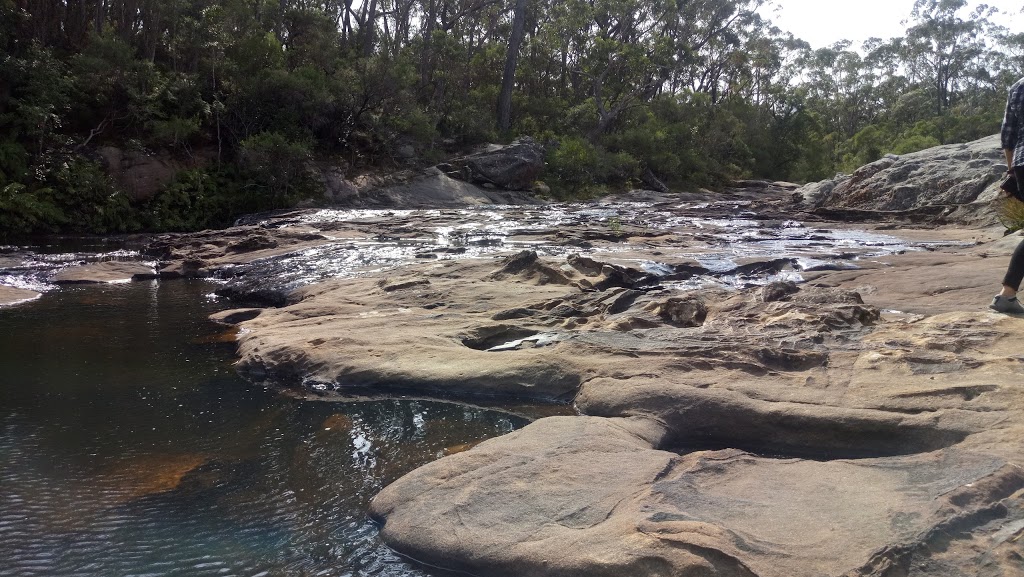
[{"left": 0, "top": 279, "right": 538, "bottom": 577}]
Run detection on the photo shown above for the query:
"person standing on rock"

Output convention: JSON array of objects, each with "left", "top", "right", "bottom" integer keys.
[{"left": 990, "top": 77, "right": 1024, "bottom": 314}]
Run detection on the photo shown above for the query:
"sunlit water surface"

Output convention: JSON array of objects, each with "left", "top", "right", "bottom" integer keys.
[{"left": 0, "top": 280, "right": 530, "bottom": 577}]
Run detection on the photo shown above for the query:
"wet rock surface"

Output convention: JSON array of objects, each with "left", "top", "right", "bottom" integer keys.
[
  {"left": 0, "top": 285, "right": 40, "bottom": 306},
  {"left": 52, "top": 261, "right": 157, "bottom": 284},
  {"left": 4, "top": 137, "right": 1024, "bottom": 576},
  {"left": 164, "top": 200, "right": 1023, "bottom": 576}
]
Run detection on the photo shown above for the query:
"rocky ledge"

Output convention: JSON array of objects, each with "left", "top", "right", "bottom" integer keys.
[
  {"left": 203, "top": 239, "right": 1024, "bottom": 577},
  {"left": 150, "top": 134, "right": 1023, "bottom": 576}
]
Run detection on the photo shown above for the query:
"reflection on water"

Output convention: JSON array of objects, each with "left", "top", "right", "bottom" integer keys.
[{"left": 0, "top": 281, "right": 529, "bottom": 577}]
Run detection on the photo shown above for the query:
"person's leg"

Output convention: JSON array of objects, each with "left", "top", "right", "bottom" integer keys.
[
  {"left": 1001, "top": 239, "right": 1024, "bottom": 296},
  {"left": 993, "top": 169, "right": 1024, "bottom": 312}
]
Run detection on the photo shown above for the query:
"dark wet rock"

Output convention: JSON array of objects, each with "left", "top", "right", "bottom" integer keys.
[
  {"left": 567, "top": 256, "right": 659, "bottom": 291},
  {"left": 226, "top": 232, "right": 279, "bottom": 253},
  {"left": 491, "top": 307, "right": 536, "bottom": 321},
  {"left": 489, "top": 250, "right": 572, "bottom": 285},
  {"left": 443, "top": 137, "right": 545, "bottom": 191},
  {"left": 649, "top": 295, "right": 707, "bottom": 326},
  {"left": 379, "top": 279, "right": 431, "bottom": 292},
  {"left": 214, "top": 273, "right": 294, "bottom": 308},
  {"left": 209, "top": 308, "right": 263, "bottom": 325},
  {"left": 158, "top": 258, "right": 210, "bottom": 279},
  {"left": 760, "top": 280, "right": 800, "bottom": 302}
]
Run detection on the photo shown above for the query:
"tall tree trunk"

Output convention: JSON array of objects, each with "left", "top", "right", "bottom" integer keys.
[
  {"left": 420, "top": 0, "right": 437, "bottom": 89},
  {"left": 497, "top": 0, "right": 528, "bottom": 133},
  {"left": 94, "top": 0, "right": 103, "bottom": 35},
  {"left": 343, "top": 0, "right": 352, "bottom": 44},
  {"left": 362, "top": 0, "right": 378, "bottom": 57}
]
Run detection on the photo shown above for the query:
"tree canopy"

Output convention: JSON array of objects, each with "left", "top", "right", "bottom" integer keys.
[{"left": 1, "top": 0, "right": 1022, "bottom": 237}]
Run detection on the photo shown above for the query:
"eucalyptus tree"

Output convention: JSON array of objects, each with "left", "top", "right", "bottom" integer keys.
[{"left": 902, "top": 0, "right": 994, "bottom": 116}]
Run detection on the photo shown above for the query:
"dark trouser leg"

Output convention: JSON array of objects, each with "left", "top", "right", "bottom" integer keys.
[
  {"left": 1002, "top": 167, "right": 1024, "bottom": 290},
  {"left": 1004, "top": 238, "right": 1024, "bottom": 291}
]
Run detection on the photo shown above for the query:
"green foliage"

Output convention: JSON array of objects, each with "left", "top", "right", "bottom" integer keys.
[
  {"left": 997, "top": 197, "right": 1024, "bottom": 233},
  {"left": 143, "top": 169, "right": 238, "bottom": 232},
  {"left": 0, "top": 183, "right": 62, "bottom": 240},
  {"left": 547, "top": 137, "right": 640, "bottom": 197},
  {"left": 238, "top": 132, "right": 321, "bottom": 210},
  {"left": 0, "top": 0, "right": 1019, "bottom": 237},
  {"left": 44, "top": 158, "right": 140, "bottom": 234}
]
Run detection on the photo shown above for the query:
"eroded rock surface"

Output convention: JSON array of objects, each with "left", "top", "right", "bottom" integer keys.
[
  {"left": 136, "top": 165, "right": 1024, "bottom": 576},
  {"left": 203, "top": 238, "right": 1024, "bottom": 576}
]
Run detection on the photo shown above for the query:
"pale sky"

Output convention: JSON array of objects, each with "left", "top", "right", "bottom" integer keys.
[{"left": 764, "top": 0, "right": 1023, "bottom": 50}]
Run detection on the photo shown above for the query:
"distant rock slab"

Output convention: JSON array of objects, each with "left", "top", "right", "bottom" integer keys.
[
  {"left": 797, "top": 134, "right": 1005, "bottom": 225},
  {"left": 0, "top": 285, "right": 41, "bottom": 306},
  {"left": 53, "top": 261, "right": 157, "bottom": 284}
]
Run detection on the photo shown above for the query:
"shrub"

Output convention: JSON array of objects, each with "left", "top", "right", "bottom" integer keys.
[
  {"left": 238, "top": 131, "right": 322, "bottom": 210},
  {"left": 997, "top": 197, "right": 1024, "bottom": 233}
]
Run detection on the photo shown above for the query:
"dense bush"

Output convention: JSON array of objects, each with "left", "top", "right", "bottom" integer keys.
[{"left": 0, "top": 0, "right": 1019, "bottom": 238}]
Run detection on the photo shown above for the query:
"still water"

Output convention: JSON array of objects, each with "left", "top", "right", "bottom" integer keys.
[{"left": 0, "top": 279, "right": 532, "bottom": 577}]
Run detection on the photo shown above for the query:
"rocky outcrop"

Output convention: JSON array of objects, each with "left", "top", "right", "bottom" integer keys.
[
  {"left": 200, "top": 234, "right": 1024, "bottom": 576},
  {"left": 321, "top": 166, "right": 543, "bottom": 208},
  {"left": 438, "top": 137, "right": 546, "bottom": 191},
  {"left": 360, "top": 258, "right": 1024, "bottom": 577},
  {"left": 371, "top": 416, "right": 1022, "bottom": 577},
  {"left": 318, "top": 139, "right": 546, "bottom": 208},
  {"left": 797, "top": 134, "right": 1006, "bottom": 225}
]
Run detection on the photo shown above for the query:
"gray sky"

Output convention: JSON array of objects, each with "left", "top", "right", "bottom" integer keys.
[{"left": 764, "top": 0, "right": 1023, "bottom": 49}]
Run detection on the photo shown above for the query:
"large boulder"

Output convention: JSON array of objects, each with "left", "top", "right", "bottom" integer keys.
[
  {"left": 440, "top": 137, "right": 546, "bottom": 191},
  {"left": 797, "top": 134, "right": 1006, "bottom": 224}
]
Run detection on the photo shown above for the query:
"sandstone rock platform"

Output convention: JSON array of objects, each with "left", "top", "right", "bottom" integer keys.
[
  {"left": 204, "top": 235, "right": 1024, "bottom": 577},
  {"left": 52, "top": 261, "right": 158, "bottom": 284},
  {"left": 146, "top": 134, "right": 1024, "bottom": 576}
]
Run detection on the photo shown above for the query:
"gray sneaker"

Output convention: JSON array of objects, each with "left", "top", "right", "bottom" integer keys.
[{"left": 990, "top": 295, "right": 1024, "bottom": 314}]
